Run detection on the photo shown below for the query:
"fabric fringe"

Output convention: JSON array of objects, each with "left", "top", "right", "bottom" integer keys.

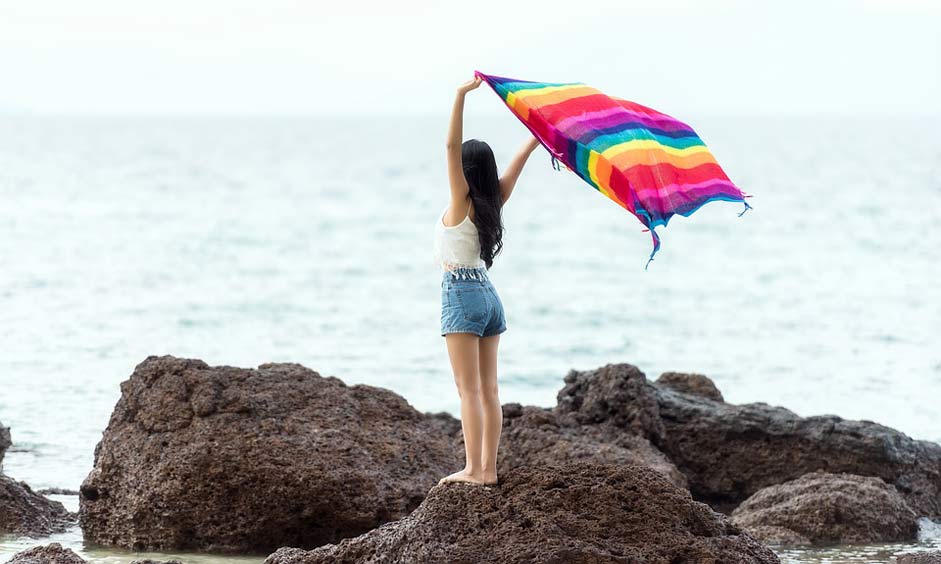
[
  {"left": 551, "top": 155, "right": 568, "bottom": 171},
  {"left": 445, "top": 266, "right": 489, "bottom": 281},
  {"left": 644, "top": 227, "right": 662, "bottom": 271}
]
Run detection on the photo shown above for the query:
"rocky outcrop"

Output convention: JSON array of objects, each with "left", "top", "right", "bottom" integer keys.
[
  {"left": 556, "top": 363, "right": 941, "bottom": 517},
  {"left": 0, "top": 476, "right": 75, "bottom": 536},
  {"left": 898, "top": 552, "right": 941, "bottom": 564},
  {"left": 654, "top": 382, "right": 941, "bottom": 517},
  {"left": 730, "top": 472, "right": 918, "bottom": 545},
  {"left": 656, "top": 371, "right": 724, "bottom": 402},
  {"left": 499, "top": 403, "right": 686, "bottom": 488},
  {"left": 79, "top": 355, "right": 461, "bottom": 553},
  {"left": 4, "top": 543, "right": 86, "bottom": 564},
  {"left": 1, "top": 421, "right": 10, "bottom": 467},
  {"left": 556, "top": 364, "right": 665, "bottom": 444},
  {"left": 264, "top": 463, "right": 780, "bottom": 564},
  {"left": 0, "top": 424, "right": 75, "bottom": 537}
]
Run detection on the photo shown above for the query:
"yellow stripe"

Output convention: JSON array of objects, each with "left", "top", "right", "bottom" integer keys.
[
  {"left": 588, "top": 151, "right": 600, "bottom": 187},
  {"left": 588, "top": 150, "right": 628, "bottom": 209},
  {"left": 506, "top": 91, "right": 530, "bottom": 120},
  {"left": 601, "top": 139, "right": 712, "bottom": 160},
  {"left": 514, "top": 85, "right": 598, "bottom": 108}
]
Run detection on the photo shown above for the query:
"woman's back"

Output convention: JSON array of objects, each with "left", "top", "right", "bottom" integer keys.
[{"left": 433, "top": 202, "right": 486, "bottom": 275}]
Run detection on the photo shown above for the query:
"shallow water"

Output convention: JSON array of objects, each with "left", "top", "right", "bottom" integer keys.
[{"left": 1, "top": 114, "right": 939, "bottom": 563}]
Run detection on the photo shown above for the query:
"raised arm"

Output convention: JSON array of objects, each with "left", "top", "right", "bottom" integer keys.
[
  {"left": 499, "top": 136, "right": 541, "bottom": 204},
  {"left": 446, "top": 76, "right": 482, "bottom": 206}
]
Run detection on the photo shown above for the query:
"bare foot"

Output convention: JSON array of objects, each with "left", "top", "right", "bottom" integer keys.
[
  {"left": 438, "top": 469, "right": 487, "bottom": 485},
  {"left": 482, "top": 470, "right": 498, "bottom": 485}
]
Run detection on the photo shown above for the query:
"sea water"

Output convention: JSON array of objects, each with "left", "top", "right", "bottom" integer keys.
[{"left": 1, "top": 114, "right": 939, "bottom": 563}]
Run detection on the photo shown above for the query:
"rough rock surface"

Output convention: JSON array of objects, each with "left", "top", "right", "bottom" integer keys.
[
  {"left": 264, "top": 463, "right": 780, "bottom": 564},
  {"left": 898, "top": 552, "right": 941, "bottom": 564},
  {"left": 499, "top": 403, "right": 687, "bottom": 488},
  {"left": 555, "top": 364, "right": 665, "bottom": 444},
  {"left": 36, "top": 488, "right": 79, "bottom": 496},
  {"left": 731, "top": 472, "right": 919, "bottom": 545},
  {"left": 0, "top": 421, "right": 10, "bottom": 467},
  {"left": 654, "top": 382, "right": 941, "bottom": 516},
  {"left": 79, "top": 355, "right": 461, "bottom": 553},
  {"left": 557, "top": 362, "right": 941, "bottom": 517},
  {"left": 1, "top": 476, "right": 75, "bottom": 536},
  {"left": 656, "top": 371, "right": 724, "bottom": 401},
  {"left": 4, "top": 543, "right": 86, "bottom": 564}
]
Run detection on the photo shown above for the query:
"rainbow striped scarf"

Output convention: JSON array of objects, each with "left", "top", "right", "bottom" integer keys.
[{"left": 475, "top": 71, "right": 751, "bottom": 268}]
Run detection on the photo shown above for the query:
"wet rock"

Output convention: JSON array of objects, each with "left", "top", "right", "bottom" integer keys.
[
  {"left": 0, "top": 421, "right": 10, "bottom": 467},
  {"left": 4, "top": 543, "right": 86, "bottom": 564},
  {"left": 79, "top": 355, "right": 461, "bottom": 553},
  {"left": 656, "top": 371, "right": 724, "bottom": 401},
  {"left": 731, "top": 472, "right": 919, "bottom": 545},
  {"left": 898, "top": 551, "right": 941, "bottom": 564},
  {"left": 263, "top": 463, "right": 780, "bottom": 564},
  {"left": 654, "top": 382, "right": 941, "bottom": 517},
  {"left": 129, "top": 560, "right": 185, "bottom": 564},
  {"left": 1, "top": 475, "right": 75, "bottom": 536},
  {"left": 499, "top": 403, "right": 687, "bottom": 488}
]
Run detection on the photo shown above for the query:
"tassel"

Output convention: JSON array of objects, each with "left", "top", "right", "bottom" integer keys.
[
  {"left": 737, "top": 200, "right": 753, "bottom": 217},
  {"left": 644, "top": 226, "right": 661, "bottom": 271}
]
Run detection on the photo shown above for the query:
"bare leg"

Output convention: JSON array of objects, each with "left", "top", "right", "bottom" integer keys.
[
  {"left": 478, "top": 334, "right": 502, "bottom": 484},
  {"left": 439, "top": 333, "right": 486, "bottom": 485}
]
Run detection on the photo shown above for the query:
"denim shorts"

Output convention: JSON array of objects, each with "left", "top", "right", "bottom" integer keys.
[{"left": 441, "top": 267, "right": 507, "bottom": 337}]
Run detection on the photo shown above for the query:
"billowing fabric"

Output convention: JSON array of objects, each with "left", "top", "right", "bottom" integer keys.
[
  {"left": 441, "top": 268, "right": 507, "bottom": 337},
  {"left": 475, "top": 70, "right": 751, "bottom": 268}
]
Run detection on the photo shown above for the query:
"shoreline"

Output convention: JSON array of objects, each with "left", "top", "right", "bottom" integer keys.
[{"left": 2, "top": 357, "right": 941, "bottom": 564}]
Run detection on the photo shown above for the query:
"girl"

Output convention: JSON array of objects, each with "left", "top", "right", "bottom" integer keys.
[{"left": 433, "top": 75, "right": 541, "bottom": 485}]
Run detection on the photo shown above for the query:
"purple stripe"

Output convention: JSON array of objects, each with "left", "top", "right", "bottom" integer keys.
[{"left": 557, "top": 108, "right": 692, "bottom": 137}]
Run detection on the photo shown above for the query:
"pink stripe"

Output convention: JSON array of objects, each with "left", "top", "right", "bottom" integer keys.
[
  {"left": 554, "top": 106, "right": 623, "bottom": 131},
  {"left": 634, "top": 179, "right": 739, "bottom": 198},
  {"left": 550, "top": 105, "right": 689, "bottom": 137}
]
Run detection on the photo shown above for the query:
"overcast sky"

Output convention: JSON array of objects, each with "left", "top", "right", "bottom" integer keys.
[{"left": 1, "top": 0, "right": 938, "bottom": 116}]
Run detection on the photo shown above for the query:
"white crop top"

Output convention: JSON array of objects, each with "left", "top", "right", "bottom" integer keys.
[{"left": 433, "top": 203, "right": 486, "bottom": 275}]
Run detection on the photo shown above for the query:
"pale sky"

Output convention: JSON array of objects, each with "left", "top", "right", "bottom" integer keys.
[{"left": 1, "top": 0, "right": 939, "bottom": 116}]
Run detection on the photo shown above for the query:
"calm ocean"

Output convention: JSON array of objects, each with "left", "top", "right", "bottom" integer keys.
[{"left": 1, "top": 114, "right": 939, "bottom": 563}]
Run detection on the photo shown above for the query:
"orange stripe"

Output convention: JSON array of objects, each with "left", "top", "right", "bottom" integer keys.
[
  {"left": 519, "top": 85, "right": 599, "bottom": 109},
  {"left": 608, "top": 147, "right": 718, "bottom": 170}
]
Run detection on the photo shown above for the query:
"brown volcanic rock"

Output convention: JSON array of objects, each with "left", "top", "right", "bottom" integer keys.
[
  {"left": 656, "top": 371, "right": 724, "bottom": 402},
  {"left": 79, "top": 355, "right": 461, "bottom": 553},
  {"left": 499, "top": 403, "right": 687, "bottom": 488},
  {"left": 555, "top": 364, "right": 665, "bottom": 444},
  {"left": 557, "top": 363, "right": 941, "bottom": 517},
  {"left": 1, "top": 476, "right": 75, "bottom": 536},
  {"left": 898, "top": 552, "right": 941, "bottom": 564},
  {"left": 263, "top": 463, "right": 780, "bottom": 564},
  {"left": 731, "top": 472, "right": 919, "bottom": 545},
  {"left": 654, "top": 383, "right": 941, "bottom": 517},
  {"left": 4, "top": 543, "right": 86, "bottom": 564}
]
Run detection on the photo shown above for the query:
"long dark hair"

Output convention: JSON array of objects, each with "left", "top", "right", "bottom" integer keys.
[{"left": 461, "top": 139, "right": 504, "bottom": 269}]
